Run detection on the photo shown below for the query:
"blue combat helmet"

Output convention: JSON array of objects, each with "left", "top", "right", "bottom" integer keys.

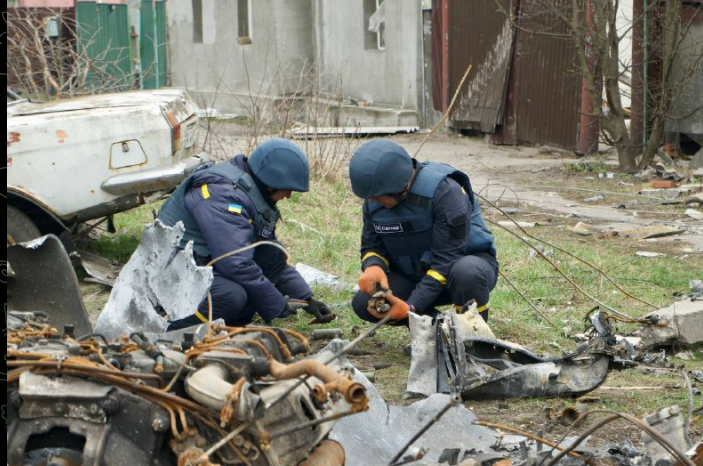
[
  {"left": 348, "top": 139, "right": 413, "bottom": 199},
  {"left": 248, "top": 139, "right": 310, "bottom": 192}
]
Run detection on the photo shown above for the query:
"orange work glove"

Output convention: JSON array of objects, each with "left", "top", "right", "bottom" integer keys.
[
  {"left": 358, "top": 265, "right": 389, "bottom": 294},
  {"left": 367, "top": 292, "right": 413, "bottom": 321}
]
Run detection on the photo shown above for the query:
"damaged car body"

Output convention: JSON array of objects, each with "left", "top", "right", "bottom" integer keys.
[{"left": 6, "top": 89, "right": 209, "bottom": 244}]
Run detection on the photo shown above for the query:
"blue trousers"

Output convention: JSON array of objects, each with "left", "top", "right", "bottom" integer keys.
[{"left": 167, "top": 245, "right": 311, "bottom": 330}]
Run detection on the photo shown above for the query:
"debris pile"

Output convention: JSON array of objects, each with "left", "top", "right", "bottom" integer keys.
[
  {"left": 6, "top": 312, "right": 366, "bottom": 466},
  {"left": 7, "top": 231, "right": 702, "bottom": 466}
]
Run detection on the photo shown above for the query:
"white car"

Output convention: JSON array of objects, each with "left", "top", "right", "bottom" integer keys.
[{"left": 6, "top": 88, "right": 209, "bottom": 244}]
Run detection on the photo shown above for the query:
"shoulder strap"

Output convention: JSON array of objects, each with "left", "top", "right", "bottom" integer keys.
[{"left": 206, "top": 163, "right": 280, "bottom": 222}]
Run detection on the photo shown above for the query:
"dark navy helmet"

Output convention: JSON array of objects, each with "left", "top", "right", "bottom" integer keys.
[
  {"left": 249, "top": 139, "right": 310, "bottom": 192},
  {"left": 349, "top": 139, "right": 413, "bottom": 198}
]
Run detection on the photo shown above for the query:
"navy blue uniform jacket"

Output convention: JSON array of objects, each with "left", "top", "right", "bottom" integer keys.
[{"left": 184, "top": 155, "right": 311, "bottom": 321}]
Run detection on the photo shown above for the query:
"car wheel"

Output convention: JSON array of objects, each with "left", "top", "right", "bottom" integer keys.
[{"left": 7, "top": 206, "right": 41, "bottom": 245}]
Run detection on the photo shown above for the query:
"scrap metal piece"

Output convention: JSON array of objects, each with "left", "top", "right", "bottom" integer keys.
[
  {"left": 7, "top": 315, "right": 363, "bottom": 466},
  {"left": 406, "top": 313, "right": 438, "bottom": 397},
  {"left": 642, "top": 406, "right": 692, "bottom": 464},
  {"left": 589, "top": 309, "right": 617, "bottom": 345},
  {"left": 368, "top": 290, "right": 391, "bottom": 314},
  {"left": 7, "top": 234, "right": 92, "bottom": 337},
  {"left": 290, "top": 126, "right": 419, "bottom": 140},
  {"left": 95, "top": 220, "right": 213, "bottom": 338},
  {"left": 311, "top": 329, "right": 344, "bottom": 340},
  {"left": 457, "top": 337, "right": 611, "bottom": 399},
  {"left": 78, "top": 249, "right": 123, "bottom": 287},
  {"left": 330, "top": 382, "right": 499, "bottom": 465},
  {"left": 299, "top": 439, "right": 345, "bottom": 466},
  {"left": 406, "top": 308, "right": 612, "bottom": 400},
  {"left": 294, "top": 262, "right": 349, "bottom": 290}
]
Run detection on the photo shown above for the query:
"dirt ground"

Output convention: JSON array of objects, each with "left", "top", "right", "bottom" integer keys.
[{"left": 84, "top": 129, "right": 702, "bottom": 454}]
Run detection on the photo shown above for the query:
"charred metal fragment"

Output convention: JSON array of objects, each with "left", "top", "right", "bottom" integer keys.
[
  {"left": 7, "top": 235, "right": 92, "bottom": 337},
  {"left": 407, "top": 308, "right": 612, "bottom": 400},
  {"left": 455, "top": 337, "right": 611, "bottom": 400}
]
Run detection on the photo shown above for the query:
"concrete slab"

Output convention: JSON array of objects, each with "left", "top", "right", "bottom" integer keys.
[{"left": 639, "top": 299, "right": 703, "bottom": 348}]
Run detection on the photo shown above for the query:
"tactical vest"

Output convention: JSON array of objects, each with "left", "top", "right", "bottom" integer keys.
[
  {"left": 158, "top": 161, "right": 281, "bottom": 259},
  {"left": 367, "top": 162, "right": 495, "bottom": 280}
]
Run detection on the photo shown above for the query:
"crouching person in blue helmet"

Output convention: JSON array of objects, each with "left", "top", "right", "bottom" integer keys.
[
  {"left": 159, "top": 138, "right": 331, "bottom": 330},
  {"left": 348, "top": 139, "right": 499, "bottom": 325}
]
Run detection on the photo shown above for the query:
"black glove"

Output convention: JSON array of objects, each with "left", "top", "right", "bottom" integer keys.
[{"left": 305, "top": 297, "right": 331, "bottom": 320}]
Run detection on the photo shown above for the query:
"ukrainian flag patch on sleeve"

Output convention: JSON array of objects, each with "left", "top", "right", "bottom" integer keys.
[{"left": 227, "top": 203, "right": 243, "bottom": 214}]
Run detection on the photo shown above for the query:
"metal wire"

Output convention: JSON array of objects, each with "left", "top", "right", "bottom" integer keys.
[
  {"left": 479, "top": 192, "right": 660, "bottom": 313},
  {"left": 474, "top": 420, "right": 583, "bottom": 460},
  {"left": 681, "top": 369, "right": 694, "bottom": 445},
  {"left": 415, "top": 64, "right": 473, "bottom": 159},
  {"left": 203, "top": 241, "right": 292, "bottom": 337},
  {"left": 483, "top": 216, "right": 636, "bottom": 320},
  {"left": 498, "top": 269, "right": 559, "bottom": 329}
]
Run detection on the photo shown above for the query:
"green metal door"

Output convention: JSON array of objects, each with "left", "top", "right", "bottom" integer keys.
[
  {"left": 140, "top": 0, "right": 167, "bottom": 89},
  {"left": 76, "top": 2, "right": 132, "bottom": 92}
]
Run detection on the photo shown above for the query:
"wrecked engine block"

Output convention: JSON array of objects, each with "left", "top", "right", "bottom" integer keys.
[{"left": 6, "top": 312, "right": 366, "bottom": 466}]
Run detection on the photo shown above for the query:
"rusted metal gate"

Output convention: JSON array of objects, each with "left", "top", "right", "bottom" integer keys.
[
  {"left": 491, "top": 0, "right": 585, "bottom": 150},
  {"left": 433, "top": 0, "right": 597, "bottom": 153}
]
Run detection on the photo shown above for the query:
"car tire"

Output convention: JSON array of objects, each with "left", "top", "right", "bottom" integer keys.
[{"left": 7, "top": 206, "right": 41, "bottom": 245}]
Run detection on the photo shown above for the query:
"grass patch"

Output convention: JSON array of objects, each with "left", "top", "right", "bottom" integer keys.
[
  {"left": 78, "top": 203, "right": 158, "bottom": 263},
  {"left": 77, "top": 166, "right": 702, "bottom": 415}
]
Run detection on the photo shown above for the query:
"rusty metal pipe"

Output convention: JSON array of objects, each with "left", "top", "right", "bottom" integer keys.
[
  {"left": 299, "top": 439, "right": 345, "bottom": 466},
  {"left": 268, "top": 359, "right": 366, "bottom": 406}
]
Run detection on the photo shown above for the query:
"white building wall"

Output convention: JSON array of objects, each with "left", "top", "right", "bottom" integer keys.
[
  {"left": 313, "top": 0, "right": 422, "bottom": 110},
  {"left": 167, "top": 0, "right": 422, "bottom": 122},
  {"left": 616, "top": 0, "right": 633, "bottom": 108},
  {"left": 167, "top": 0, "right": 286, "bottom": 108}
]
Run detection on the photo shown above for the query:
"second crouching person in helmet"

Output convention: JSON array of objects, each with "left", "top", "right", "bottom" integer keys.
[{"left": 348, "top": 139, "right": 498, "bottom": 325}]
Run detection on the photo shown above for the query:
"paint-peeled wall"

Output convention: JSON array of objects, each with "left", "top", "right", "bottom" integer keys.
[
  {"left": 271, "top": 0, "right": 315, "bottom": 95},
  {"left": 313, "top": 0, "right": 422, "bottom": 110},
  {"left": 167, "top": 0, "right": 422, "bottom": 121}
]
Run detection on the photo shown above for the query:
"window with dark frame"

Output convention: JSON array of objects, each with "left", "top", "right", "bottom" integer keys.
[
  {"left": 237, "top": 0, "right": 251, "bottom": 45},
  {"left": 192, "top": 0, "right": 203, "bottom": 44}
]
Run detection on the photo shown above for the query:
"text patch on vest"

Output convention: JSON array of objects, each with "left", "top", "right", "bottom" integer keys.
[{"left": 374, "top": 223, "right": 403, "bottom": 234}]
